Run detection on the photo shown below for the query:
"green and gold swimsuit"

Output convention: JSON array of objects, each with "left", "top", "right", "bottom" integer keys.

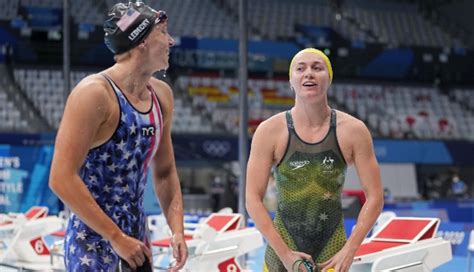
[{"left": 264, "top": 109, "right": 347, "bottom": 271}]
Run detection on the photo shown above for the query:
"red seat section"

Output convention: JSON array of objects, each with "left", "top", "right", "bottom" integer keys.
[
  {"left": 25, "top": 206, "right": 49, "bottom": 220},
  {"left": 372, "top": 218, "right": 439, "bottom": 243}
]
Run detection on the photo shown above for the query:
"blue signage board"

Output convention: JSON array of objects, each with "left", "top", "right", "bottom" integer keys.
[{"left": 0, "top": 145, "right": 58, "bottom": 213}]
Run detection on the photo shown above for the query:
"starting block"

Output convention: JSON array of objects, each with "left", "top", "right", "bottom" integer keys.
[
  {"left": 351, "top": 217, "right": 452, "bottom": 272},
  {"left": 0, "top": 206, "right": 64, "bottom": 270},
  {"left": 152, "top": 213, "right": 263, "bottom": 271}
]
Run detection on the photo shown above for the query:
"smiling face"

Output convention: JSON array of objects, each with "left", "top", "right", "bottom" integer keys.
[{"left": 289, "top": 51, "right": 331, "bottom": 102}]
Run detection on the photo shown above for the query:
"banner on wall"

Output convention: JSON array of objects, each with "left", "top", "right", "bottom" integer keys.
[
  {"left": 385, "top": 200, "right": 474, "bottom": 223},
  {"left": 21, "top": 7, "right": 62, "bottom": 29},
  {"left": 172, "top": 134, "right": 238, "bottom": 162},
  {"left": 1, "top": 133, "right": 473, "bottom": 165},
  {"left": 373, "top": 140, "right": 453, "bottom": 164},
  {"left": 0, "top": 145, "right": 58, "bottom": 214}
]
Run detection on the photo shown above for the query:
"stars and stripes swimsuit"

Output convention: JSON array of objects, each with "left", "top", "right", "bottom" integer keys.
[
  {"left": 64, "top": 74, "right": 163, "bottom": 271},
  {"left": 264, "top": 109, "right": 348, "bottom": 271}
]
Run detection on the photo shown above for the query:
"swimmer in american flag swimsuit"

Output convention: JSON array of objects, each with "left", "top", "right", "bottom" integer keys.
[{"left": 49, "top": 1, "right": 188, "bottom": 271}]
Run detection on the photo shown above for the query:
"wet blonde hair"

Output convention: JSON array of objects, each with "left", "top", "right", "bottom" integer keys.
[{"left": 289, "top": 48, "right": 333, "bottom": 82}]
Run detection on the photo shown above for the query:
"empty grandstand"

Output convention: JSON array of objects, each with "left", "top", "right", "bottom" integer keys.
[{"left": 0, "top": 0, "right": 472, "bottom": 271}]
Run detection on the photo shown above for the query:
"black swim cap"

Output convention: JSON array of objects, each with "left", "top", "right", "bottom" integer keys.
[{"left": 104, "top": 1, "right": 167, "bottom": 54}]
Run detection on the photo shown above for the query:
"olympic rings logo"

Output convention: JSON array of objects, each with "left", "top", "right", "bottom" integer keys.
[{"left": 202, "top": 140, "right": 231, "bottom": 158}]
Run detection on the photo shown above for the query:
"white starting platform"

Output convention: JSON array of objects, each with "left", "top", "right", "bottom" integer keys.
[
  {"left": 152, "top": 213, "right": 263, "bottom": 271},
  {"left": 0, "top": 206, "right": 65, "bottom": 271},
  {"left": 0, "top": 206, "right": 263, "bottom": 272},
  {"left": 351, "top": 217, "right": 452, "bottom": 272}
]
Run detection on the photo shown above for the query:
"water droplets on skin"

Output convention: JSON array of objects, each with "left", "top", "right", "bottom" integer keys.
[{"left": 355, "top": 206, "right": 371, "bottom": 231}]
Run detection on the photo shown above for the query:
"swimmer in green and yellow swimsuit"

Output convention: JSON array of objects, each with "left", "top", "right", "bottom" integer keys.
[
  {"left": 246, "top": 48, "right": 384, "bottom": 272},
  {"left": 263, "top": 109, "right": 348, "bottom": 271}
]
